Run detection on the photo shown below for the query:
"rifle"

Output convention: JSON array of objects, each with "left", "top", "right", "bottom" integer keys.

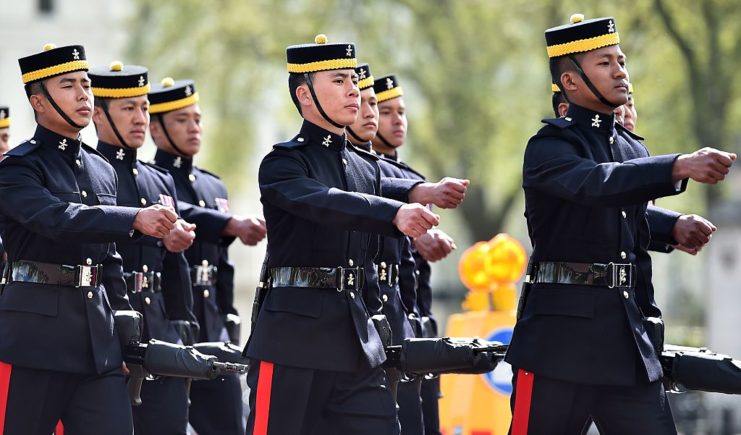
[
  {"left": 661, "top": 344, "right": 741, "bottom": 394},
  {"left": 114, "top": 311, "right": 249, "bottom": 406},
  {"left": 384, "top": 337, "right": 507, "bottom": 376}
]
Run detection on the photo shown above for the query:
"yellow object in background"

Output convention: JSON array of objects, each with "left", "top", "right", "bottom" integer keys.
[{"left": 438, "top": 234, "right": 526, "bottom": 435}]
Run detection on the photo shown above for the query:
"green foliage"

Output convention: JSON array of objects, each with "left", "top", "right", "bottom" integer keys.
[{"left": 127, "top": 0, "right": 741, "bottom": 238}]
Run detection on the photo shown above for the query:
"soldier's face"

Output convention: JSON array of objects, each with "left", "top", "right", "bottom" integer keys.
[
  {"left": 306, "top": 69, "right": 360, "bottom": 127},
  {"left": 0, "top": 128, "right": 9, "bottom": 155},
  {"left": 93, "top": 95, "right": 149, "bottom": 148},
  {"left": 348, "top": 88, "right": 379, "bottom": 143},
  {"left": 157, "top": 104, "right": 202, "bottom": 157},
  {"left": 33, "top": 71, "right": 93, "bottom": 131},
  {"left": 569, "top": 45, "right": 629, "bottom": 111},
  {"left": 623, "top": 95, "right": 637, "bottom": 132},
  {"left": 375, "top": 97, "right": 407, "bottom": 149}
]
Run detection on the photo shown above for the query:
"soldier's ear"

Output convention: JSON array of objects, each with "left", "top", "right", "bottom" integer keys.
[
  {"left": 29, "top": 94, "right": 46, "bottom": 114},
  {"left": 92, "top": 105, "right": 106, "bottom": 126},
  {"left": 295, "top": 83, "right": 314, "bottom": 109},
  {"left": 560, "top": 71, "right": 579, "bottom": 92}
]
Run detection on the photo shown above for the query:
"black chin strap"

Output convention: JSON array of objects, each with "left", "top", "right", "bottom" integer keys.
[
  {"left": 374, "top": 131, "right": 397, "bottom": 150},
  {"left": 99, "top": 98, "right": 132, "bottom": 149},
  {"left": 568, "top": 56, "right": 621, "bottom": 109},
  {"left": 156, "top": 113, "right": 187, "bottom": 157},
  {"left": 346, "top": 126, "right": 365, "bottom": 144},
  {"left": 304, "top": 73, "right": 344, "bottom": 129},
  {"left": 40, "top": 82, "right": 84, "bottom": 129}
]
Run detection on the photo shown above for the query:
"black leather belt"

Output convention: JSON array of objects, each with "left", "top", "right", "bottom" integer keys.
[
  {"left": 376, "top": 262, "right": 400, "bottom": 287},
  {"left": 269, "top": 266, "right": 365, "bottom": 292},
  {"left": 529, "top": 261, "right": 636, "bottom": 289},
  {"left": 124, "top": 271, "right": 162, "bottom": 293},
  {"left": 3, "top": 260, "right": 101, "bottom": 287},
  {"left": 191, "top": 261, "right": 217, "bottom": 286}
]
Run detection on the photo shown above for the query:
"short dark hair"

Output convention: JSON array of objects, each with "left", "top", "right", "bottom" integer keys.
[
  {"left": 549, "top": 54, "right": 584, "bottom": 91},
  {"left": 24, "top": 81, "right": 44, "bottom": 98},
  {"left": 288, "top": 72, "right": 315, "bottom": 116}
]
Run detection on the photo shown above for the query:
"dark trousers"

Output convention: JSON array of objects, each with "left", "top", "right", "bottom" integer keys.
[
  {"left": 397, "top": 379, "right": 424, "bottom": 435},
  {"left": 189, "top": 372, "right": 244, "bottom": 435},
  {"left": 133, "top": 376, "right": 189, "bottom": 435},
  {"left": 246, "top": 359, "right": 399, "bottom": 435},
  {"left": 509, "top": 368, "right": 677, "bottom": 435},
  {"left": 0, "top": 361, "right": 132, "bottom": 435},
  {"left": 420, "top": 377, "right": 441, "bottom": 435}
]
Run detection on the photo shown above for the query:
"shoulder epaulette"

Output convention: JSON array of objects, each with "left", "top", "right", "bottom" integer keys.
[
  {"left": 82, "top": 143, "right": 110, "bottom": 162},
  {"left": 347, "top": 143, "right": 380, "bottom": 160},
  {"left": 4, "top": 139, "right": 41, "bottom": 157},
  {"left": 140, "top": 160, "right": 170, "bottom": 174},
  {"left": 616, "top": 123, "right": 645, "bottom": 141},
  {"left": 273, "top": 134, "right": 310, "bottom": 150},
  {"left": 195, "top": 166, "right": 221, "bottom": 180},
  {"left": 542, "top": 116, "right": 576, "bottom": 129}
]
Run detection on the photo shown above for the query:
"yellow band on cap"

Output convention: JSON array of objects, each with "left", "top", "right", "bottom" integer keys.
[
  {"left": 358, "top": 76, "right": 374, "bottom": 90},
  {"left": 551, "top": 83, "right": 561, "bottom": 93},
  {"left": 0, "top": 118, "right": 10, "bottom": 128},
  {"left": 547, "top": 32, "right": 620, "bottom": 58},
  {"left": 92, "top": 84, "right": 151, "bottom": 99},
  {"left": 376, "top": 87, "right": 403, "bottom": 103},
  {"left": 148, "top": 93, "right": 199, "bottom": 114},
  {"left": 22, "top": 60, "right": 90, "bottom": 84},
  {"left": 287, "top": 58, "right": 357, "bottom": 74}
]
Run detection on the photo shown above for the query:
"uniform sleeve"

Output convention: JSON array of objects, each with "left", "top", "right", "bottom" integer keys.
[
  {"left": 380, "top": 177, "right": 423, "bottom": 203},
  {"left": 101, "top": 244, "right": 132, "bottom": 311},
  {"left": 215, "top": 245, "right": 238, "bottom": 317},
  {"left": 523, "top": 137, "right": 687, "bottom": 207},
  {"left": 0, "top": 158, "right": 140, "bottom": 243},
  {"left": 259, "top": 150, "right": 404, "bottom": 236},
  {"left": 161, "top": 251, "right": 198, "bottom": 322},
  {"left": 646, "top": 205, "right": 681, "bottom": 252},
  {"left": 177, "top": 200, "right": 233, "bottom": 243}
]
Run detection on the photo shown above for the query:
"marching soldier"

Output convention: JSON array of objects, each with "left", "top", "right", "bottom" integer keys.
[
  {"left": 0, "top": 43, "right": 178, "bottom": 435},
  {"left": 244, "top": 34, "right": 442, "bottom": 435},
  {"left": 89, "top": 61, "right": 199, "bottom": 434},
  {"left": 551, "top": 84, "right": 716, "bottom": 257},
  {"left": 149, "top": 76, "right": 261, "bottom": 434},
  {"left": 371, "top": 73, "right": 462, "bottom": 435},
  {"left": 507, "top": 15, "right": 735, "bottom": 434}
]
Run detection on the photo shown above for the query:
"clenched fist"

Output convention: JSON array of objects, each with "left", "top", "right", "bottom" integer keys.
[
  {"left": 409, "top": 177, "right": 470, "bottom": 209},
  {"left": 414, "top": 229, "right": 456, "bottom": 262},
  {"left": 392, "top": 204, "right": 439, "bottom": 238},
  {"left": 672, "top": 214, "right": 716, "bottom": 252},
  {"left": 673, "top": 148, "right": 736, "bottom": 184},
  {"left": 163, "top": 219, "right": 197, "bottom": 253},
  {"left": 224, "top": 216, "right": 267, "bottom": 246},
  {"left": 133, "top": 205, "right": 178, "bottom": 238}
]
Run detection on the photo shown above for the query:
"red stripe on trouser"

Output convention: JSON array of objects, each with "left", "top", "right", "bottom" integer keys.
[
  {"left": 55, "top": 421, "right": 64, "bottom": 435},
  {"left": 254, "top": 361, "right": 275, "bottom": 435},
  {"left": 0, "top": 362, "right": 12, "bottom": 435},
  {"left": 511, "top": 369, "right": 535, "bottom": 435}
]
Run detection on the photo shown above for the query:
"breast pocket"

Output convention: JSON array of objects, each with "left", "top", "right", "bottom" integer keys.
[
  {"left": 264, "top": 287, "right": 324, "bottom": 319},
  {"left": 532, "top": 285, "right": 595, "bottom": 319}
]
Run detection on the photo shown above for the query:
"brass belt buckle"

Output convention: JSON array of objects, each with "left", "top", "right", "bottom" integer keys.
[{"left": 76, "top": 265, "right": 97, "bottom": 287}]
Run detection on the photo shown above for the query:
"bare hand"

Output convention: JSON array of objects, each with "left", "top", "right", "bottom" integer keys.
[
  {"left": 409, "top": 177, "right": 470, "bottom": 209},
  {"left": 121, "top": 362, "right": 130, "bottom": 376},
  {"left": 392, "top": 204, "right": 439, "bottom": 238},
  {"left": 413, "top": 229, "right": 456, "bottom": 262},
  {"left": 672, "top": 214, "right": 716, "bottom": 250},
  {"left": 133, "top": 205, "right": 178, "bottom": 238},
  {"left": 163, "top": 219, "right": 196, "bottom": 253},
  {"left": 224, "top": 216, "right": 267, "bottom": 246},
  {"left": 674, "top": 148, "right": 736, "bottom": 184}
]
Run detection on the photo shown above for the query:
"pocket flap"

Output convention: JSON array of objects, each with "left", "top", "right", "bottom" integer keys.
[
  {"left": 532, "top": 286, "right": 595, "bottom": 318},
  {"left": 264, "top": 287, "right": 323, "bottom": 319},
  {"left": 0, "top": 283, "right": 60, "bottom": 316}
]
